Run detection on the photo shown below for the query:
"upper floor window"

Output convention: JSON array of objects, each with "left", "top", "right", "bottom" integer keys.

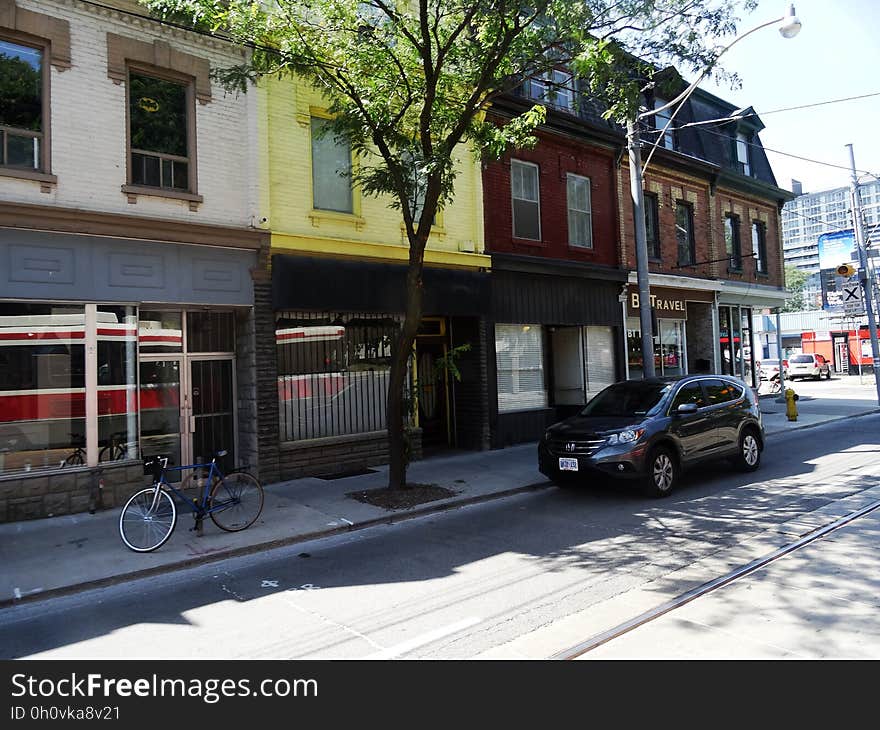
[
  {"left": 128, "top": 71, "right": 192, "bottom": 192},
  {"left": 311, "top": 117, "right": 353, "bottom": 213},
  {"left": 644, "top": 192, "right": 661, "bottom": 259},
  {"left": 0, "top": 39, "right": 44, "bottom": 171},
  {"left": 752, "top": 220, "right": 768, "bottom": 274},
  {"left": 736, "top": 132, "right": 751, "bottom": 176},
  {"left": 566, "top": 173, "right": 592, "bottom": 248},
  {"left": 675, "top": 201, "right": 695, "bottom": 266},
  {"left": 511, "top": 159, "right": 541, "bottom": 241},
  {"left": 654, "top": 98, "right": 675, "bottom": 150},
  {"left": 725, "top": 214, "right": 742, "bottom": 270},
  {"left": 526, "top": 69, "right": 574, "bottom": 112}
]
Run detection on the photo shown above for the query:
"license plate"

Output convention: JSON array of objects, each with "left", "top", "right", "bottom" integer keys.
[{"left": 559, "top": 457, "right": 578, "bottom": 472}]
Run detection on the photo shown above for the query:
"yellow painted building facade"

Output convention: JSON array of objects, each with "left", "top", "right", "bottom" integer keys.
[{"left": 257, "top": 76, "right": 488, "bottom": 270}]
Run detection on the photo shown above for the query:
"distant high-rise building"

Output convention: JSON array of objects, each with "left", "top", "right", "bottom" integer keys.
[{"left": 781, "top": 180, "right": 880, "bottom": 308}]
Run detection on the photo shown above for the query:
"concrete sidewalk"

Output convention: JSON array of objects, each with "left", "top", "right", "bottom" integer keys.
[{"left": 1, "top": 383, "right": 877, "bottom": 608}]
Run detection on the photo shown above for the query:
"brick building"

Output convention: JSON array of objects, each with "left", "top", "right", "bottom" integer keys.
[{"left": 0, "top": 0, "right": 264, "bottom": 520}]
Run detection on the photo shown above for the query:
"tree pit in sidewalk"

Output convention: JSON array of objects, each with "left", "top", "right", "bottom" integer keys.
[{"left": 347, "top": 483, "right": 459, "bottom": 510}]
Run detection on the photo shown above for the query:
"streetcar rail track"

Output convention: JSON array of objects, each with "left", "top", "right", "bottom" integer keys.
[{"left": 553, "top": 497, "right": 880, "bottom": 660}]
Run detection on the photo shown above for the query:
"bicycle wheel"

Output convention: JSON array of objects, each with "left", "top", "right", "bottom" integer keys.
[
  {"left": 209, "top": 472, "right": 264, "bottom": 532},
  {"left": 119, "top": 486, "right": 177, "bottom": 552},
  {"left": 98, "top": 445, "right": 121, "bottom": 462},
  {"left": 62, "top": 450, "right": 84, "bottom": 467}
]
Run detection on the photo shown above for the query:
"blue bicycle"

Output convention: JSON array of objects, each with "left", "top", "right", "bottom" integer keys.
[{"left": 118, "top": 451, "right": 264, "bottom": 552}]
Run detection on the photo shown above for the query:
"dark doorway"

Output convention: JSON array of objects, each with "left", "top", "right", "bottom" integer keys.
[{"left": 416, "top": 319, "right": 450, "bottom": 451}]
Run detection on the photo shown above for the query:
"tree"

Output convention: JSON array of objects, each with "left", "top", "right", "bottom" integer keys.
[
  {"left": 783, "top": 264, "right": 810, "bottom": 312},
  {"left": 143, "top": 0, "right": 757, "bottom": 489}
]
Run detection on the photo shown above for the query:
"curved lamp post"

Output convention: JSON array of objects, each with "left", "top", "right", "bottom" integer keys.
[{"left": 628, "top": 5, "right": 802, "bottom": 378}]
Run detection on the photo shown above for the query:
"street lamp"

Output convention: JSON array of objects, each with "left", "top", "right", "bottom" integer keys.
[{"left": 628, "top": 5, "right": 802, "bottom": 378}]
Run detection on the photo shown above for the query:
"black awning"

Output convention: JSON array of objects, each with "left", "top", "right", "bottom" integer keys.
[{"left": 272, "top": 254, "right": 490, "bottom": 316}]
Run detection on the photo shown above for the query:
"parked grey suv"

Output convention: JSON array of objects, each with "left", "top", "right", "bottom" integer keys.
[{"left": 538, "top": 375, "right": 764, "bottom": 497}]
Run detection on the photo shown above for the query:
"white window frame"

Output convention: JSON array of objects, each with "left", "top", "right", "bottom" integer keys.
[
  {"left": 566, "top": 173, "right": 593, "bottom": 248},
  {"left": 736, "top": 132, "right": 751, "bottom": 176},
  {"left": 511, "top": 159, "right": 541, "bottom": 241},
  {"left": 654, "top": 98, "right": 675, "bottom": 150},
  {"left": 310, "top": 116, "right": 353, "bottom": 213}
]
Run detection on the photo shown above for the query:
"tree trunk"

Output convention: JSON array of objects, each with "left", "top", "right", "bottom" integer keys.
[{"left": 386, "top": 241, "right": 427, "bottom": 489}]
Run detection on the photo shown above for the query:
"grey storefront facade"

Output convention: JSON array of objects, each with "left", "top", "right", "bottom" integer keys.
[{"left": 0, "top": 221, "right": 261, "bottom": 522}]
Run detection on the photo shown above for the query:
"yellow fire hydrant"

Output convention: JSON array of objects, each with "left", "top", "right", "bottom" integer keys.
[{"left": 785, "top": 387, "right": 799, "bottom": 421}]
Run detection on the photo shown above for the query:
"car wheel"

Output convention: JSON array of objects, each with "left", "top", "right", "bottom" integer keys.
[
  {"left": 643, "top": 446, "right": 677, "bottom": 498},
  {"left": 735, "top": 428, "right": 761, "bottom": 472}
]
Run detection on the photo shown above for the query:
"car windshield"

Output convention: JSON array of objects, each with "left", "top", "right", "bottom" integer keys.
[
  {"left": 791, "top": 354, "right": 814, "bottom": 363},
  {"left": 580, "top": 381, "right": 673, "bottom": 418}
]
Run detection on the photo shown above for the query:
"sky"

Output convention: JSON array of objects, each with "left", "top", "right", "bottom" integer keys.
[{"left": 699, "top": 0, "right": 880, "bottom": 195}]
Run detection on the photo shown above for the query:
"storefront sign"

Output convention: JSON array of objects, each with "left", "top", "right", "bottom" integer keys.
[{"left": 625, "top": 286, "right": 712, "bottom": 320}]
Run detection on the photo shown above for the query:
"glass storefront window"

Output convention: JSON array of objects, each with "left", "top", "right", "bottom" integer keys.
[
  {"left": 627, "top": 317, "right": 686, "bottom": 378},
  {"left": 659, "top": 320, "right": 684, "bottom": 376},
  {"left": 98, "top": 306, "right": 139, "bottom": 462},
  {"left": 187, "top": 311, "right": 235, "bottom": 353},
  {"left": 0, "top": 303, "right": 86, "bottom": 474},
  {"left": 496, "top": 324, "right": 547, "bottom": 412},
  {"left": 138, "top": 311, "right": 183, "bottom": 353},
  {"left": 276, "top": 312, "right": 399, "bottom": 440}
]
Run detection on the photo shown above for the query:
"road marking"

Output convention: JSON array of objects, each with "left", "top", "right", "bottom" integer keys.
[{"left": 366, "top": 616, "right": 482, "bottom": 660}]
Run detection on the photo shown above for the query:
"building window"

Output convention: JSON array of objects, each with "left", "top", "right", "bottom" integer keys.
[
  {"left": 736, "top": 132, "right": 751, "bottom": 176},
  {"left": 276, "top": 312, "right": 399, "bottom": 441},
  {"left": 566, "top": 173, "right": 592, "bottom": 248},
  {"left": 0, "top": 39, "right": 45, "bottom": 171},
  {"left": 654, "top": 98, "right": 675, "bottom": 150},
  {"left": 511, "top": 159, "right": 541, "bottom": 240},
  {"left": 128, "top": 70, "right": 192, "bottom": 191},
  {"left": 725, "top": 213, "right": 742, "bottom": 270},
  {"left": 0, "top": 303, "right": 85, "bottom": 474},
  {"left": 675, "top": 201, "right": 696, "bottom": 266},
  {"left": 311, "top": 117, "right": 353, "bottom": 213},
  {"left": 495, "top": 324, "right": 547, "bottom": 412},
  {"left": 526, "top": 69, "right": 574, "bottom": 112},
  {"left": 97, "top": 306, "right": 139, "bottom": 463},
  {"left": 583, "top": 326, "right": 616, "bottom": 399},
  {"left": 0, "top": 303, "right": 142, "bottom": 475},
  {"left": 752, "top": 220, "right": 768, "bottom": 274},
  {"left": 644, "top": 192, "right": 661, "bottom": 259}
]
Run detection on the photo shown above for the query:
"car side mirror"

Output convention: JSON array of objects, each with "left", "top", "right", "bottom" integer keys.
[{"left": 676, "top": 403, "right": 699, "bottom": 415}]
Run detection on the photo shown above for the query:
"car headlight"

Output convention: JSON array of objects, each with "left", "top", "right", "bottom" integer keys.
[{"left": 606, "top": 428, "right": 645, "bottom": 445}]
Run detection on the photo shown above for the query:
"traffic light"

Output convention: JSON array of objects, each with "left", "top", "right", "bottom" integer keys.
[{"left": 836, "top": 263, "right": 857, "bottom": 277}]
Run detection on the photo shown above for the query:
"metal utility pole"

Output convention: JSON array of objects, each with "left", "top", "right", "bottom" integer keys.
[
  {"left": 847, "top": 143, "right": 880, "bottom": 405},
  {"left": 627, "top": 120, "right": 656, "bottom": 378}
]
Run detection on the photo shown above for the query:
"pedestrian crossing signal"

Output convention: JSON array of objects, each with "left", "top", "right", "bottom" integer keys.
[{"left": 836, "top": 263, "right": 857, "bottom": 277}]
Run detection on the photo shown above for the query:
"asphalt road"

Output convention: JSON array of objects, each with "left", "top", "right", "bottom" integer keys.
[{"left": 1, "top": 414, "right": 879, "bottom": 659}]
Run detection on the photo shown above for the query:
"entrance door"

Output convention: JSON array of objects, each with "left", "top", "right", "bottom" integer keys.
[
  {"left": 189, "top": 358, "right": 236, "bottom": 469},
  {"left": 833, "top": 336, "right": 849, "bottom": 374},
  {"left": 415, "top": 340, "right": 449, "bottom": 449}
]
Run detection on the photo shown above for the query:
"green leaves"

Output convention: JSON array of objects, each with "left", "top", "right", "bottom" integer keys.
[{"left": 140, "top": 1, "right": 757, "bottom": 240}]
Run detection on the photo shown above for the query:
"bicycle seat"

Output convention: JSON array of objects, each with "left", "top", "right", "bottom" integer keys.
[{"left": 215, "top": 450, "right": 228, "bottom": 458}]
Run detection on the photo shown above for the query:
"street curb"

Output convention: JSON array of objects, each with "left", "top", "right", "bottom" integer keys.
[
  {"left": 5, "top": 409, "right": 880, "bottom": 610},
  {"left": 763, "top": 408, "right": 880, "bottom": 436},
  {"left": 0, "top": 480, "right": 553, "bottom": 610}
]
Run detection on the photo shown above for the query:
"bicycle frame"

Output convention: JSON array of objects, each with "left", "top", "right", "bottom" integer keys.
[{"left": 148, "top": 457, "right": 230, "bottom": 518}]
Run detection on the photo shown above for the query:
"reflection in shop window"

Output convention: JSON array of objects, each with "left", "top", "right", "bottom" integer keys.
[
  {"left": 496, "top": 324, "right": 547, "bottom": 412},
  {"left": 0, "top": 303, "right": 86, "bottom": 475},
  {"left": 138, "top": 311, "right": 183, "bottom": 353},
  {"left": 98, "top": 306, "right": 139, "bottom": 463},
  {"left": 276, "top": 312, "right": 399, "bottom": 441}
]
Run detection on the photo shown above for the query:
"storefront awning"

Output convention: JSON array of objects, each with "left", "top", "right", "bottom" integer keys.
[{"left": 272, "top": 254, "right": 490, "bottom": 316}]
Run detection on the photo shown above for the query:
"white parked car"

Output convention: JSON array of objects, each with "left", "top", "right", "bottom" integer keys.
[
  {"left": 788, "top": 353, "right": 831, "bottom": 380},
  {"left": 758, "top": 359, "right": 788, "bottom": 381}
]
